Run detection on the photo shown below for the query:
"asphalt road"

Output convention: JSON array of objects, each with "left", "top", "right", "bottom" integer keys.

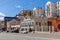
[{"left": 0, "top": 32, "right": 60, "bottom": 40}]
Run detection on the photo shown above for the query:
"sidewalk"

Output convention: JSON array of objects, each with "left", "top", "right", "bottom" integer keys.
[
  {"left": 52, "top": 32, "right": 60, "bottom": 35},
  {"left": 30, "top": 31, "right": 60, "bottom": 35},
  {"left": 31, "top": 31, "right": 51, "bottom": 34}
]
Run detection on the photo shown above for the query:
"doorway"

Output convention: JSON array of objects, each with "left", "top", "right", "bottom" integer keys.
[
  {"left": 48, "top": 21, "right": 52, "bottom": 32},
  {"left": 58, "top": 24, "right": 60, "bottom": 31}
]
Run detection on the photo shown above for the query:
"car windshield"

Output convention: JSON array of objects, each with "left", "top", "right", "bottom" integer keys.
[{"left": 21, "top": 28, "right": 27, "bottom": 31}]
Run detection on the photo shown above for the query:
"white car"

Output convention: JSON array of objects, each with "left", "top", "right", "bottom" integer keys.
[{"left": 20, "top": 28, "right": 29, "bottom": 34}]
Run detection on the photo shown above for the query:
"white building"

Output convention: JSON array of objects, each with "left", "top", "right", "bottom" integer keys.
[
  {"left": 56, "top": 1, "right": 60, "bottom": 17},
  {"left": 20, "top": 16, "right": 35, "bottom": 32},
  {"left": 45, "top": 1, "right": 57, "bottom": 18}
]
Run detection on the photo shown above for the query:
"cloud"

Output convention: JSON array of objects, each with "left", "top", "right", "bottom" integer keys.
[
  {"left": 0, "top": 12, "right": 5, "bottom": 21},
  {"left": 0, "top": 17, "right": 4, "bottom": 21},
  {"left": 0, "top": 12, "right": 5, "bottom": 17},
  {"left": 16, "top": 5, "right": 21, "bottom": 8}
]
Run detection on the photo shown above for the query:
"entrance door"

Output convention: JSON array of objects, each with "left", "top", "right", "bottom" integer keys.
[
  {"left": 48, "top": 21, "right": 52, "bottom": 32},
  {"left": 58, "top": 24, "right": 60, "bottom": 31}
]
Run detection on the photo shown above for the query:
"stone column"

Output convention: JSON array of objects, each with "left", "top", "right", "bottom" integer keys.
[
  {"left": 41, "top": 26, "right": 43, "bottom": 32},
  {"left": 52, "top": 26, "right": 54, "bottom": 33},
  {"left": 33, "top": 23, "right": 35, "bottom": 33},
  {"left": 41, "top": 22, "right": 43, "bottom": 32},
  {"left": 49, "top": 26, "right": 51, "bottom": 33}
]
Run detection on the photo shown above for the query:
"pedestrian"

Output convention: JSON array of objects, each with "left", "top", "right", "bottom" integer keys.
[{"left": 33, "top": 29, "right": 35, "bottom": 33}]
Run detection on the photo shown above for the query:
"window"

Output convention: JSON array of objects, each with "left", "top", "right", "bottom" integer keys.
[
  {"left": 48, "top": 21, "right": 52, "bottom": 26},
  {"left": 45, "top": 23, "right": 47, "bottom": 25},
  {"left": 36, "top": 22, "right": 38, "bottom": 25},
  {"left": 39, "top": 22, "right": 41, "bottom": 26}
]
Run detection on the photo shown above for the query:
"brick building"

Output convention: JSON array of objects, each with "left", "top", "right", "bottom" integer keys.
[{"left": 48, "top": 17, "right": 60, "bottom": 32}]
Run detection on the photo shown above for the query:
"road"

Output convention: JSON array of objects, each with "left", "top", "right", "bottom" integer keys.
[{"left": 0, "top": 32, "right": 60, "bottom": 40}]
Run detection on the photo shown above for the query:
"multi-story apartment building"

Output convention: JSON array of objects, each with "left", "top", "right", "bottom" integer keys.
[
  {"left": 15, "top": 10, "right": 34, "bottom": 33},
  {"left": 45, "top": 1, "right": 60, "bottom": 18},
  {"left": 45, "top": 1, "right": 57, "bottom": 18},
  {"left": 20, "top": 16, "right": 35, "bottom": 33},
  {"left": 56, "top": 1, "right": 60, "bottom": 17}
]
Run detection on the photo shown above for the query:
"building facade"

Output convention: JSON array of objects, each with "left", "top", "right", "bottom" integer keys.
[
  {"left": 7, "top": 19, "right": 20, "bottom": 32},
  {"left": 33, "top": 7, "right": 49, "bottom": 32},
  {"left": 20, "top": 16, "right": 35, "bottom": 32},
  {"left": 56, "top": 1, "right": 60, "bottom": 17},
  {"left": 4, "top": 17, "right": 17, "bottom": 31},
  {"left": 45, "top": 1, "right": 57, "bottom": 18},
  {"left": 48, "top": 17, "right": 60, "bottom": 32},
  {"left": 33, "top": 7, "right": 45, "bottom": 16}
]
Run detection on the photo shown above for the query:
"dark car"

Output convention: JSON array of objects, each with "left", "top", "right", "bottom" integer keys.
[{"left": 11, "top": 27, "right": 19, "bottom": 33}]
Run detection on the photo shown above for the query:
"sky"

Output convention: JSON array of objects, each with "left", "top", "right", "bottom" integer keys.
[{"left": 0, "top": 0, "right": 59, "bottom": 17}]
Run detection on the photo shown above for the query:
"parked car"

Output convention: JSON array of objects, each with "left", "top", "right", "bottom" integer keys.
[
  {"left": 11, "top": 27, "right": 19, "bottom": 33},
  {"left": 20, "top": 28, "right": 29, "bottom": 34},
  {"left": 0, "top": 28, "right": 2, "bottom": 32}
]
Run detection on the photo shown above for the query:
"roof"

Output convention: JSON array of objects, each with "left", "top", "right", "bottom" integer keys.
[
  {"left": 4, "top": 17, "right": 16, "bottom": 21},
  {"left": 8, "top": 19, "right": 20, "bottom": 25}
]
